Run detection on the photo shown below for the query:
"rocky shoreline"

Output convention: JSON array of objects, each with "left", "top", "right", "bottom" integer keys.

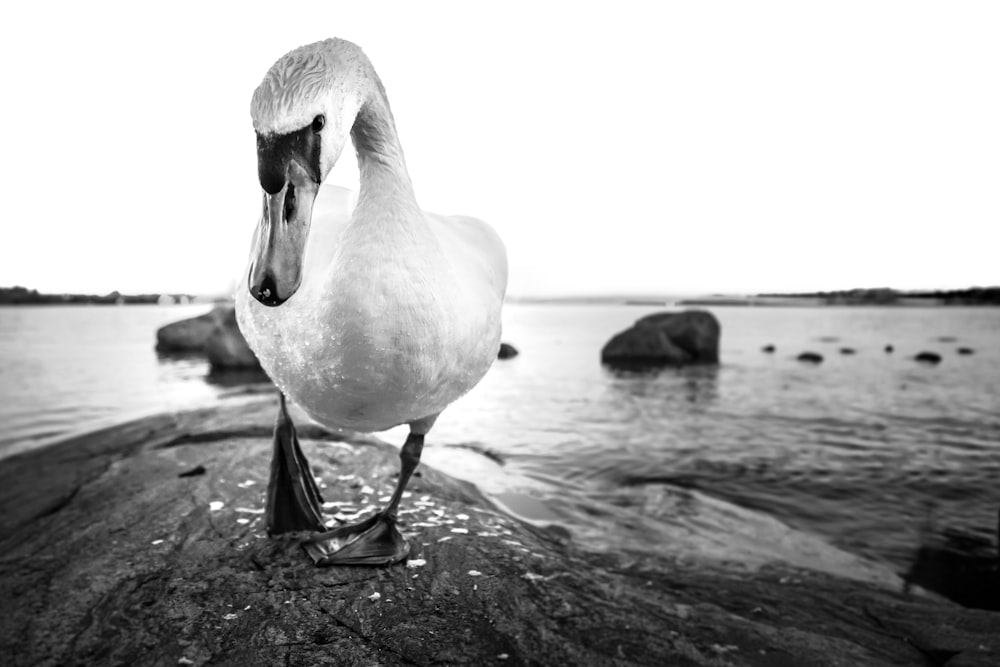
[{"left": 1, "top": 398, "right": 998, "bottom": 666}]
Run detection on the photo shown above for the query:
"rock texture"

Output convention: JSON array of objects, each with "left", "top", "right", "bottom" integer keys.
[
  {"left": 1, "top": 399, "right": 998, "bottom": 666},
  {"left": 601, "top": 310, "right": 720, "bottom": 369}
]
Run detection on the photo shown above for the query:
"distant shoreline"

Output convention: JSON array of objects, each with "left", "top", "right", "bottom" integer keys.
[
  {"left": 3, "top": 285, "right": 998, "bottom": 307},
  {"left": 0, "top": 286, "right": 216, "bottom": 306}
]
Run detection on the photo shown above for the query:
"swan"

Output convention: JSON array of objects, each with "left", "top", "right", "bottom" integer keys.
[{"left": 235, "top": 38, "right": 508, "bottom": 566}]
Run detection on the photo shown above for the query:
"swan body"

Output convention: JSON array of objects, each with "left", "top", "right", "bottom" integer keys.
[
  {"left": 235, "top": 38, "right": 507, "bottom": 435},
  {"left": 235, "top": 38, "right": 507, "bottom": 565},
  {"left": 236, "top": 185, "right": 506, "bottom": 432}
]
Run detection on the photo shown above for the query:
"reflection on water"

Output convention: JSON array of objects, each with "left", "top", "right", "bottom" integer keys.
[{"left": 604, "top": 364, "right": 719, "bottom": 406}]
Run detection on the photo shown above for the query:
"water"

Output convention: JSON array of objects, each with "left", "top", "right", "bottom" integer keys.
[
  {"left": 1, "top": 302, "right": 998, "bottom": 573},
  {"left": 0, "top": 304, "right": 231, "bottom": 458}
]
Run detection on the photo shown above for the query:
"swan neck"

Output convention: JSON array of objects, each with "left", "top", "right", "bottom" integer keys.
[{"left": 352, "top": 83, "right": 417, "bottom": 211}]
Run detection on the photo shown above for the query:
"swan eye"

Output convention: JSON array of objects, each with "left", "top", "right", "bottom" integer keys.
[{"left": 311, "top": 114, "right": 325, "bottom": 133}]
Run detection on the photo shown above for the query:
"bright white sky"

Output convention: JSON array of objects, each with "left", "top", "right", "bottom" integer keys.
[{"left": 1, "top": 1, "right": 997, "bottom": 298}]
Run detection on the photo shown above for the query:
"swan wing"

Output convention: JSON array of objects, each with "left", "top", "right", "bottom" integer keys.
[{"left": 427, "top": 213, "right": 508, "bottom": 301}]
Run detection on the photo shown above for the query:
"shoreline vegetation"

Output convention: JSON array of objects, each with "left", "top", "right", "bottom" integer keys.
[
  {"left": 1, "top": 398, "right": 997, "bottom": 665},
  {"left": 3, "top": 284, "right": 998, "bottom": 307}
]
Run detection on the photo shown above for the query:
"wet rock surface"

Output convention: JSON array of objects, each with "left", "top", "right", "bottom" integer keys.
[{"left": 1, "top": 399, "right": 998, "bottom": 666}]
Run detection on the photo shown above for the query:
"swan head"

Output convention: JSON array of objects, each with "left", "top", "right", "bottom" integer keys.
[{"left": 246, "top": 39, "right": 373, "bottom": 306}]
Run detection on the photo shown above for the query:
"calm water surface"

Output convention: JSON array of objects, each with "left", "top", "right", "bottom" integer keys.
[
  {"left": 0, "top": 304, "right": 228, "bottom": 457},
  {"left": 1, "top": 303, "right": 998, "bottom": 571}
]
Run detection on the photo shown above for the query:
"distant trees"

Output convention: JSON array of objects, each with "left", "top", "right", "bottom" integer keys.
[
  {"left": 0, "top": 286, "right": 190, "bottom": 305},
  {"left": 756, "top": 286, "right": 1000, "bottom": 305}
]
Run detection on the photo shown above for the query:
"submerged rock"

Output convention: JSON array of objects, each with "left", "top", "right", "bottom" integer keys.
[
  {"left": 497, "top": 342, "right": 519, "bottom": 360},
  {"left": 915, "top": 351, "right": 943, "bottom": 365},
  {"left": 957, "top": 347, "right": 975, "bottom": 356},
  {"left": 885, "top": 345, "right": 894, "bottom": 353},
  {"left": 840, "top": 347, "right": 857, "bottom": 355},
  {"left": 601, "top": 310, "right": 720, "bottom": 369},
  {"left": 797, "top": 352, "right": 824, "bottom": 364},
  {"left": 762, "top": 344, "right": 776, "bottom": 353}
]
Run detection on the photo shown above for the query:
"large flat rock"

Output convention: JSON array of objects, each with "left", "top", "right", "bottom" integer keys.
[{"left": 1, "top": 398, "right": 997, "bottom": 666}]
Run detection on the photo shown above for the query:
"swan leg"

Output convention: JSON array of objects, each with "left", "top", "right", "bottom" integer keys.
[
  {"left": 302, "top": 426, "right": 428, "bottom": 566},
  {"left": 265, "top": 393, "right": 327, "bottom": 535}
]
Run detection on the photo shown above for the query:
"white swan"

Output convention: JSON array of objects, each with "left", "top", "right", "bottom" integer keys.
[{"left": 235, "top": 38, "right": 507, "bottom": 565}]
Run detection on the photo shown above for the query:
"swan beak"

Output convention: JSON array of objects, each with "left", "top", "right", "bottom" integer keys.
[{"left": 248, "top": 160, "right": 318, "bottom": 307}]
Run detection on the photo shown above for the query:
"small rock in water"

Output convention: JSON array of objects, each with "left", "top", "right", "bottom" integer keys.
[
  {"left": 884, "top": 344, "right": 894, "bottom": 353},
  {"left": 497, "top": 342, "right": 519, "bottom": 359},
  {"left": 761, "top": 344, "right": 775, "bottom": 353},
  {"left": 957, "top": 347, "right": 975, "bottom": 355},
  {"left": 839, "top": 347, "right": 856, "bottom": 355},
  {"left": 797, "top": 352, "right": 823, "bottom": 364},
  {"left": 209, "top": 501, "right": 225, "bottom": 511},
  {"left": 914, "top": 351, "right": 942, "bottom": 365}
]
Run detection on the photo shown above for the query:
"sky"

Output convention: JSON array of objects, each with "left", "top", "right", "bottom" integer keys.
[{"left": 1, "top": 1, "right": 997, "bottom": 298}]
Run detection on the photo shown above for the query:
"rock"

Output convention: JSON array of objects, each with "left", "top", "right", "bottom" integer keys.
[
  {"left": 797, "top": 352, "right": 824, "bottom": 364},
  {"left": 885, "top": 345, "right": 894, "bottom": 353},
  {"left": 155, "top": 306, "right": 223, "bottom": 352},
  {"left": 957, "top": 347, "right": 975, "bottom": 356},
  {"left": 205, "top": 307, "right": 263, "bottom": 371},
  {"left": 156, "top": 305, "right": 263, "bottom": 373},
  {"left": 762, "top": 344, "right": 776, "bottom": 353},
  {"left": 904, "top": 511, "right": 999, "bottom": 611},
  {"left": 915, "top": 352, "right": 943, "bottom": 365},
  {"left": 2, "top": 401, "right": 999, "bottom": 666},
  {"left": 601, "top": 310, "right": 720, "bottom": 369},
  {"left": 840, "top": 347, "right": 856, "bottom": 355},
  {"left": 497, "top": 342, "right": 519, "bottom": 360}
]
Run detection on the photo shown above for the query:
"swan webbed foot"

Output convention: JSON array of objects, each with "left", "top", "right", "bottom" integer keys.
[
  {"left": 302, "top": 513, "right": 410, "bottom": 566},
  {"left": 266, "top": 393, "right": 327, "bottom": 535},
  {"left": 302, "top": 429, "right": 428, "bottom": 566}
]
